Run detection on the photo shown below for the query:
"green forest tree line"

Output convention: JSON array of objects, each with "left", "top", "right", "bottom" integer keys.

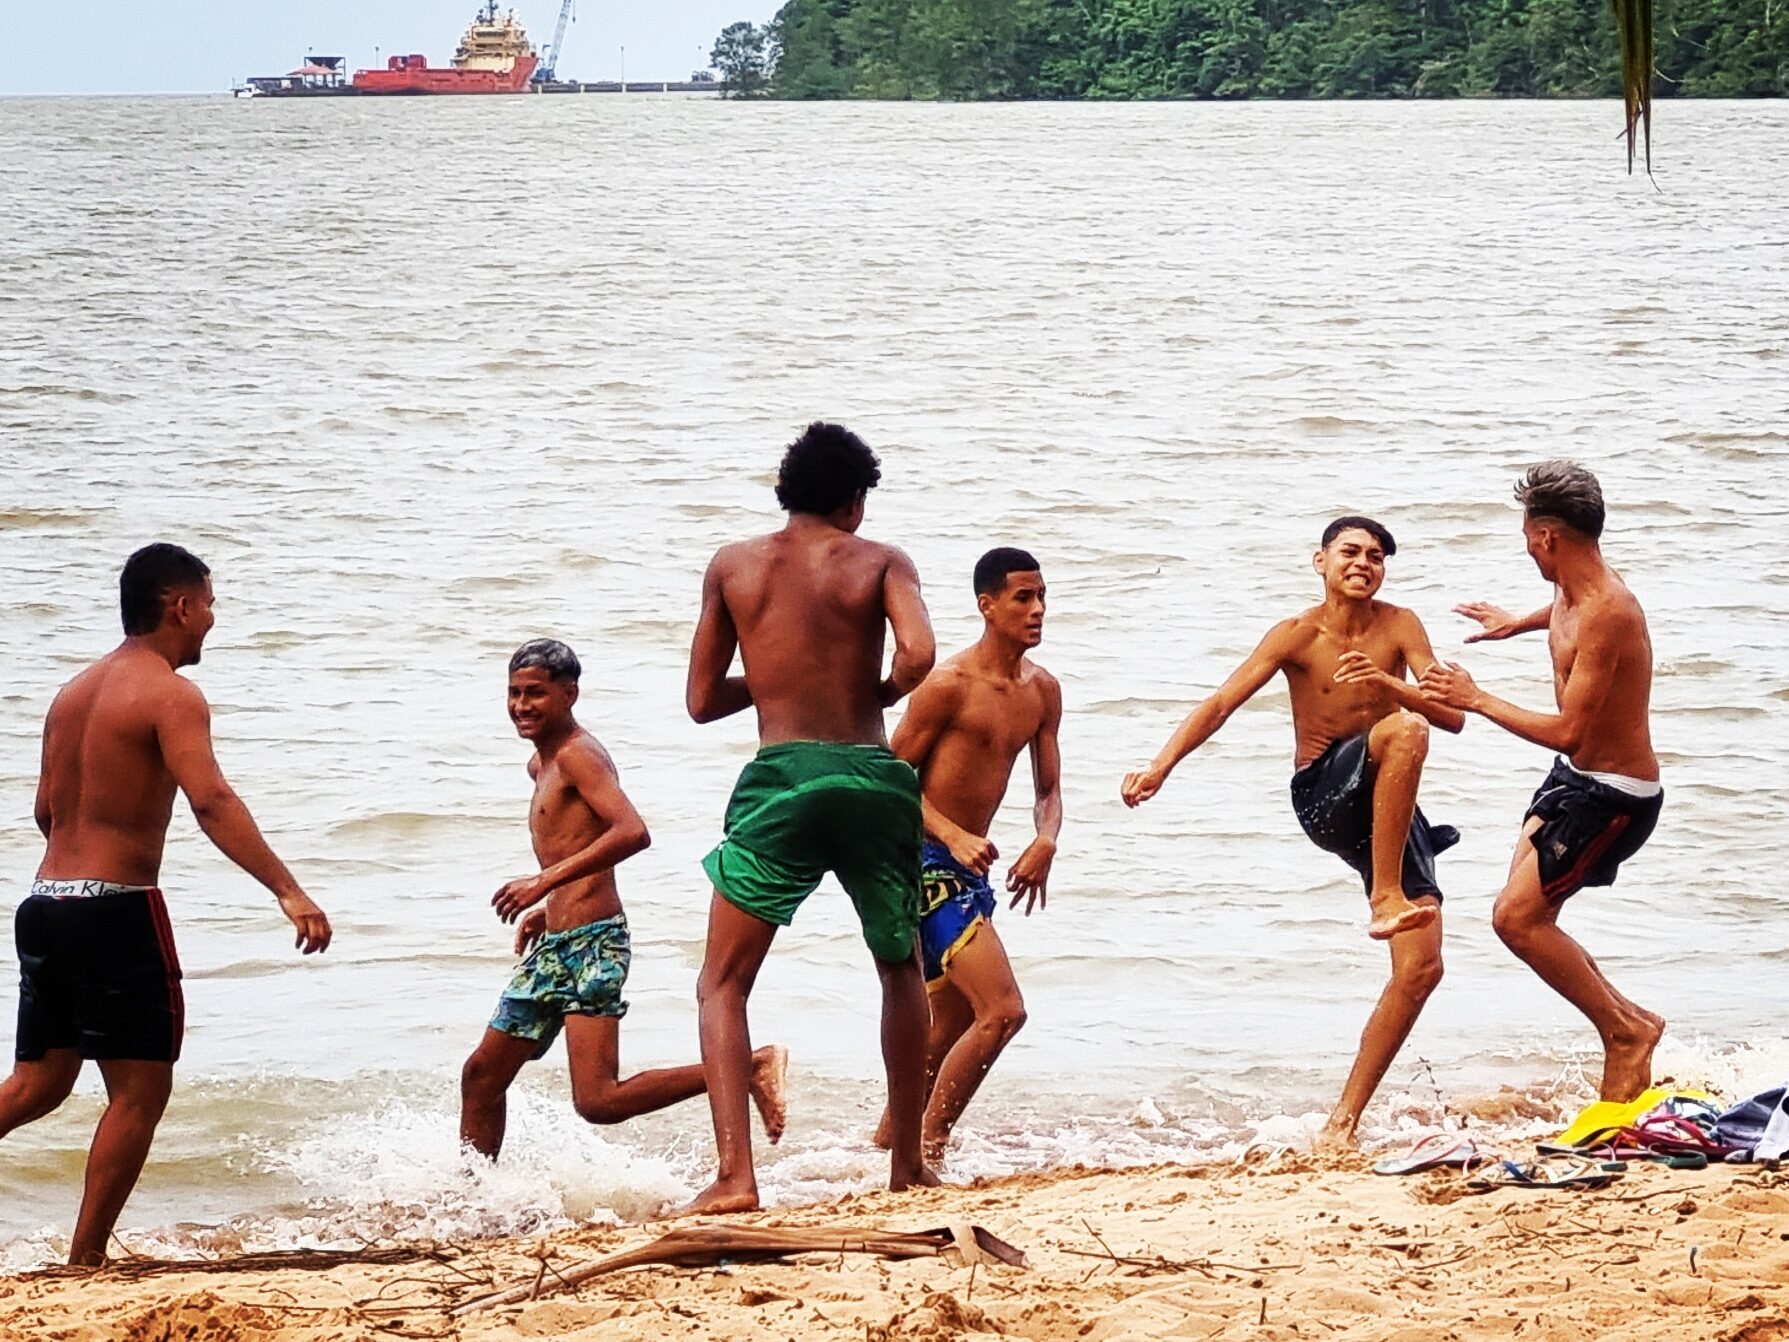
[{"left": 707, "top": 0, "right": 1784, "bottom": 100}]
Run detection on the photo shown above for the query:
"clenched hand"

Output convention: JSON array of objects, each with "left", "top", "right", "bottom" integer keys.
[{"left": 1120, "top": 764, "right": 1167, "bottom": 808}]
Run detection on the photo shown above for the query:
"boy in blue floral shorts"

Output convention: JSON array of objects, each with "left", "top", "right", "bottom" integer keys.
[{"left": 458, "top": 640, "right": 788, "bottom": 1160}]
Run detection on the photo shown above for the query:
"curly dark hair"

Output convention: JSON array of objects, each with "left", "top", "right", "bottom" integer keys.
[{"left": 774, "top": 422, "right": 882, "bottom": 516}]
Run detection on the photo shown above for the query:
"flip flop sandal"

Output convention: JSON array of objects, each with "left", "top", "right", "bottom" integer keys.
[
  {"left": 1550, "top": 1089, "right": 1670, "bottom": 1148},
  {"left": 1373, "top": 1134, "right": 1485, "bottom": 1176},
  {"left": 1466, "top": 1155, "right": 1625, "bottom": 1192},
  {"left": 1626, "top": 1115, "right": 1739, "bottom": 1159}
]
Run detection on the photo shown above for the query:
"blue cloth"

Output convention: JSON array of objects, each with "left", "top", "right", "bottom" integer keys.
[
  {"left": 918, "top": 839, "right": 997, "bottom": 985},
  {"left": 1714, "top": 1086, "right": 1789, "bottom": 1161}
]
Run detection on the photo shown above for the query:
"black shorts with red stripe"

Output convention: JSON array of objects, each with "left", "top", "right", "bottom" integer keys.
[
  {"left": 1524, "top": 758, "right": 1663, "bottom": 901},
  {"left": 13, "top": 883, "right": 184, "bottom": 1063}
]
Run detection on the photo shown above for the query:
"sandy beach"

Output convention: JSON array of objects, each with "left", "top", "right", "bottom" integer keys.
[{"left": 6, "top": 1153, "right": 1787, "bottom": 1341}]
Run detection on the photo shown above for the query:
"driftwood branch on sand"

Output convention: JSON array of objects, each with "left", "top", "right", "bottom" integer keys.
[{"left": 452, "top": 1222, "right": 1028, "bottom": 1315}]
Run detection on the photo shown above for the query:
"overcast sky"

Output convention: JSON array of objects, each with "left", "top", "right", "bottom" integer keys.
[{"left": 0, "top": 1, "right": 783, "bottom": 95}]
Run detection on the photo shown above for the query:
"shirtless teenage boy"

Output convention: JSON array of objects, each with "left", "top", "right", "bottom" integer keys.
[
  {"left": 1122, "top": 517, "right": 1465, "bottom": 1148},
  {"left": 877, "top": 547, "right": 1062, "bottom": 1163},
  {"left": 459, "top": 640, "right": 787, "bottom": 1159},
  {"left": 1, "top": 543, "right": 332, "bottom": 1265},
  {"left": 1421, "top": 462, "right": 1665, "bottom": 1103},
  {"left": 687, "top": 422, "right": 937, "bottom": 1213}
]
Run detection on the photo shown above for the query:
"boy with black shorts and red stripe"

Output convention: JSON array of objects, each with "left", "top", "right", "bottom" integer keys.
[
  {"left": 0, "top": 544, "right": 332, "bottom": 1265},
  {"left": 1423, "top": 462, "right": 1666, "bottom": 1105}
]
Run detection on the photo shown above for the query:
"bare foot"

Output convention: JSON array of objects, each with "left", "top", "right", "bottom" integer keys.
[
  {"left": 887, "top": 1166, "right": 944, "bottom": 1195},
  {"left": 673, "top": 1179, "right": 761, "bottom": 1218},
  {"left": 1367, "top": 893, "right": 1438, "bottom": 941},
  {"left": 1601, "top": 1008, "right": 1666, "bottom": 1102},
  {"left": 1313, "top": 1122, "right": 1358, "bottom": 1154},
  {"left": 749, "top": 1045, "right": 790, "bottom": 1145},
  {"left": 871, "top": 1108, "right": 894, "bottom": 1151},
  {"left": 921, "top": 1134, "right": 948, "bottom": 1166}
]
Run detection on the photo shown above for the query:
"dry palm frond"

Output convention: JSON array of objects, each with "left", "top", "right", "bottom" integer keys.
[
  {"left": 1611, "top": 0, "right": 1655, "bottom": 173},
  {"left": 452, "top": 1223, "right": 1027, "bottom": 1315}
]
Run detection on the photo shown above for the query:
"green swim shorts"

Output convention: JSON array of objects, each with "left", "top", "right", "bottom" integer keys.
[{"left": 702, "top": 741, "right": 922, "bottom": 964}]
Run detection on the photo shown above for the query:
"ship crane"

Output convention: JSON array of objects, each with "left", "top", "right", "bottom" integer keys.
[{"left": 534, "top": 0, "right": 575, "bottom": 82}]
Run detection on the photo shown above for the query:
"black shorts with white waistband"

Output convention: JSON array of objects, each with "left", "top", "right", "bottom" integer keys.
[
  {"left": 13, "top": 883, "right": 185, "bottom": 1063},
  {"left": 1524, "top": 758, "right": 1663, "bottom": 901}
]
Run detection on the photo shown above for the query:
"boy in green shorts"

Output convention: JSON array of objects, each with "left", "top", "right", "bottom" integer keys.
[{"left": 685, "top": 423, "right": 939, "bottom": 1214}]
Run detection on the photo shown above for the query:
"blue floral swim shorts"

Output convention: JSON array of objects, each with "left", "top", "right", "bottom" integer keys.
[{"left": 488, "top": 914, "right": 630, "bottom": 1060}]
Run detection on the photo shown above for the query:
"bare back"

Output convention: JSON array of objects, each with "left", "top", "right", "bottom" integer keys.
[
  {"left": 712, "top": 529, "right": 906, "bottom": 745},
  {"left": 1281, "top": 603, "right": 1432, "bottom": 769},
  {"left": 37, "top": 647, "right": 187, "bottom": 886},
  {"left": 1549, "top": 577, "right": 1657, "bottom": 779}
]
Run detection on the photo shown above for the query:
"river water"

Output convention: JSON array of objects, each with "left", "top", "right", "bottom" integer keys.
[{"left": 1, "top": 94, "right": 1786, "bottom": 1264}]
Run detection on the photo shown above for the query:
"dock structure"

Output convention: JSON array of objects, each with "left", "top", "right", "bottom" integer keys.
[{"left": 534, "top": 80, "right": 727, "bottom": 94}]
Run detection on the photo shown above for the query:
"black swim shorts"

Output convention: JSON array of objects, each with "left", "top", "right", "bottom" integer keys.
[
  {"left": 1524, "top": 757, "right": 1663, "bottom": 901},
  {"left": 1289, "top": 733, "right": 1459, "bottom": 902},
  {"left": 14, "top": 881, "right": 185, "bottom": 1064}
]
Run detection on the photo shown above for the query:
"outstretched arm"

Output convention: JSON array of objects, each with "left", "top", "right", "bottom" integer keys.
[
  {"left": 492, "top": 745, "right": 651, "bottom": 921},
  {"left": 687, "top": 554, "right": 752, "bottom": 724},
  {"left": 1121, "top": 621, "right": 1295, "bottom": 807},
  {"left": 880, "top": 547, "right": 936, "bottom": 707},
  {"left": 1332, "top": 611, "right": 1465, "bottom": 733},
  {"left": 1456, "top": 600, "right": 1553, "bottom": 643},
  {"left": 158, "top": 681, "right": 331, "bottom": 954},
  {"left": 1421, "top": 606, "right": 1624, "bottom": 756},
  {"left": 1008, "top": 677, "right": 1063, "bottom": 914}
]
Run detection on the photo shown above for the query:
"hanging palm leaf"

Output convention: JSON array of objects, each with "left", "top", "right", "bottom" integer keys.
[{"left": 1611, "top": 0, "right": 1655, "bottom": 173}]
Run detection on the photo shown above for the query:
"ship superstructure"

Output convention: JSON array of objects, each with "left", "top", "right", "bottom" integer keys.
[{"left": 354, "top": 2, "right": 539, "bottom": 94}]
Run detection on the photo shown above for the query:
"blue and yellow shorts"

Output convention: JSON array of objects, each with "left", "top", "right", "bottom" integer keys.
[
  {"left": 918, "top": 839, "right": 997, "bottom": 986},
  {"left": 489, "top": 914, "right": 630, "bottom": 1060}
]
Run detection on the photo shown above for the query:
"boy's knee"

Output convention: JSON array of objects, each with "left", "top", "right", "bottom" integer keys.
[
  {"left": 1492, "top": 899, "right": 1536, "bottom": 951},
  {"left": 980, "top": 998, "right": 1028, "bottom": 1044},
  {"left": 1397, "top": 956, "right": 1444, "bottom": 1001},
  {"left": 1387, "top": 710, "right": 1430, "bottom": 753},
  {"left": 573, "top": 1089, "right": 623, "bottom": 1126}
]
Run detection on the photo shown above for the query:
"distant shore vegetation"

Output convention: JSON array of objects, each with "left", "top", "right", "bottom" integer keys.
[{"left": 707, "top": 0, "right": 1785, "bottom": 101}]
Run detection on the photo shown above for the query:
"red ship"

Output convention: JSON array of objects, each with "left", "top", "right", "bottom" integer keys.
[
  {"left": 242, "top": 3, "right": 539, "bottom": 97},
  {"left": 354, "top": 3, "right": 539, "bottom": 94}
]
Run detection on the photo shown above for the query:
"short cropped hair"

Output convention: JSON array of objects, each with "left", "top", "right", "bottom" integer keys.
[
  {"left": 1516, "top": 460, "right": 1605, "bottom": 539},
  {"left": 120, "top": 543, "right": 210, "bottom": 636},
  {"left": 973, "top": 547, "right": 1041, "bottom": 596},
  {"left": 774, "top": 422, "right": 881, "bottom": 515},
  {"left": 1321, "top": 515, "right": 1397, "bottom": 557},
  {"left": 509, "top": 639, "right": 581, "bottom": 682}
]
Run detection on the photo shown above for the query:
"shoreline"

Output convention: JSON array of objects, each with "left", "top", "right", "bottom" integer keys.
[{"left": 5, "top": 1153, "right": 1787, "bottom": 1340}]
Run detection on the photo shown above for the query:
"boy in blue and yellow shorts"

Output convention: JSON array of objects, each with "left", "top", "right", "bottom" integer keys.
[{"left": 874, "top": 548, "right": 1064, "bottom": 1163}]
